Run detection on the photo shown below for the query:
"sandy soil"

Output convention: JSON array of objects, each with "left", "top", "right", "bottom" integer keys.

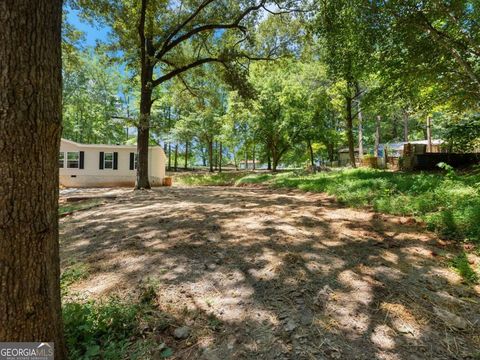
[{"left": 60, "top": 186, "right": 480, "bottom": 360}]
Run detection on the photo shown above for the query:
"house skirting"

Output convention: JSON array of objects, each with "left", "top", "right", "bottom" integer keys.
[{"left": 60, "top": 175, "right": 164, "bottom": 188}]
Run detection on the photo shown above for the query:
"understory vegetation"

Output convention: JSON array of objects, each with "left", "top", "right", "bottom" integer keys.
[
  {"left": 59, "top": 199, "right": 103, "bottom": 216},
  {"left": 63, "top": 298, "right": 167, "bottom": 359},
  {"left": 174, "top": 171, "right": 250, "bottom": 186},
  {"left": 62, "top": 278, "right": 172, "bottom": 359}
]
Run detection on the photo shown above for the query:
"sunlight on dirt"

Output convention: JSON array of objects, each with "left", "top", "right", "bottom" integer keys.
[{"left": 60, "top": 186, "right": 480, "bottom": 360}]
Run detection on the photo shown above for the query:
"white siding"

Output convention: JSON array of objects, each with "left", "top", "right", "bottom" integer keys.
[{"left": 59, "top": 139, "right": 166, "bottom": 187}]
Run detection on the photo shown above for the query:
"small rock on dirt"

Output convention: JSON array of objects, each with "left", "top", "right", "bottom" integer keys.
[
  {"left": 434, "top": 307, "right": 468, "bottom": 330},
  {"left": 202, "top": 348, "right": 220, "bottom": 360},
  {"left": 299, "top": 309, "right": 314, "bottom": 326},
  {"left": 207, "top": 233, "right": 221, "bottom": 243},
  {"left": 227, "top": 335, "right": 237, "bottom": 350},
  {"left": 284, "top": 319, "right": 297, "bottom": 332},
  {"left": 173, "top": 326, "right": 191, "bottom": 339}
]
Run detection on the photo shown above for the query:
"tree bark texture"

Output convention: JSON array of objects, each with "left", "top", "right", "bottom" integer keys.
[
  {"left": 219, "top": 142, "right": 222, "bottom": 173},
  {"left": 345, "top": 96, "right": 356, "bottom": 168},
  {"left": 184, "top": 141, "right": 189, "bottom": 170},
  {"left": 375, "top": 115, "right": 381, "bottom": 157},
  {"left": 208, "top": 141, "right": 213, "bottom": 172},
  {"left": 168, "top": 142, "right": 172, "bottom": 170},
  {"left": 252, "top": 143, "right": 256, "bottom": 170},
  {"left": 308, "top": 140, "right": 315, "bottom": 171},
  {"left": 137, "top": 89, "right": 152, "bottom": 189},
  {"left": 174, "top": 143, "right": 178, "bottom": 171},
  {"left": 0, "top": 1, "right": 66, "bottom": 357},
  {"left": 357, "top": 102, "right": 364, "bottom": 162},
  {"left": 136, "top": 0, "right": 153, "bottom": 189},
  {"left": 245, "top": 146, "right": 248, "bottom": 170}
]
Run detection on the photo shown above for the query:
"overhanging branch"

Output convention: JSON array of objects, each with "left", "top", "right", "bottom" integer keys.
[{"left": 155, "top": 0, "right": 267, "bottom": 61}]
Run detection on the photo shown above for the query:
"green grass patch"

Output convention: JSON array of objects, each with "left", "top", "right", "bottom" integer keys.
[
  {"left": 235, "top": 173, "right": 274, "bottom": 185},
  {"left": 59, "top": 199, "right": 103, "bottom": 216},
  {"left": 450, "top": 252, "right": 479, "bottom": 284},
  {"left": 174, "top": 171, "right": 250, "bottom": 186},
  {"left": 61, "top": 262, "right": 90, "bottom": 295}
]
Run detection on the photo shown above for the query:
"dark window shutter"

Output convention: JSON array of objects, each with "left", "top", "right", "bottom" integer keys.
[
  {"left": 99, "top": 152, "right": 104, "bottom": 169},
  {"left": 129, "top": 152, "right": 135, "bottom": 170},
  {"left": 79, "top": 151, "right": 85, "bottom": 169},
  {"left": 113, "top": 152, "right": 118, "bottom": 170}
]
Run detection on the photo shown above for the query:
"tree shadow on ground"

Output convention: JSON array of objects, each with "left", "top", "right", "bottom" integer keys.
[{"left": 60, "top": 186, "right": 480, "bottom": 360}]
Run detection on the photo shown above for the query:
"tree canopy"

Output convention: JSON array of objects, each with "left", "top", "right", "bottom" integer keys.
[{"left": 61, "top": 0, "right": 480, "bottom": 171}]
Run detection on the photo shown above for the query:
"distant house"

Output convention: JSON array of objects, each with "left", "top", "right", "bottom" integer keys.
[
  {"left": 59, "top": 138, "right": 167, "bottom": 187},
  {"left": 338, "top": 148, "right": 367, "bottom": 166},
  {"left": 238, "top": 159, "right": 262, "bottom": 170},
  {"left": 338, "top": 140, "right": 445, "bottom": 167},
  {"left": 379, "top": 140, "right": 444, "bottom": 158}
]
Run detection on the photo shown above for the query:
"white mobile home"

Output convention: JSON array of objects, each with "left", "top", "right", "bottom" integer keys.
[{"left": 59, "top": 139, "right": 166, "bottom": 187}]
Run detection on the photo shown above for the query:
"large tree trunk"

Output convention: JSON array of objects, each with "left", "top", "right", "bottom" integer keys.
[
  {"left": 267, "top": 153, "right": 272, "bottom": 170},
  {"left": 167, "top": 109, "right": 172, "bottom": 171},
  {"left": 307, "top": 139, "right": 315, "bottom": 171},
  {"left": 214, "top": 141, "right": 218, "bottom": 171},
  {"left": 168, "top": 143, "right": 172, "bottom": 171},
  {"left": 252, "top": 143, "right": 256, "bottom": 170},
  {"left": 184, "top": 141, "right": 189, "bottom": 170},
  {"left": 272, "top": 155, "right": 279, "bottom": 172},
  {"left": 174, "top": 143, "right": 178, "bottom": 171},
  {"left": 0, "top": 1, "right": 66, "bottom": 357},
  {"left": 137, "top": 89, "right": 152, "bottom": 188},
  {"left": 208, "top": 140, "right": 214, "bottom": 172},
  {"left": 355, "top": 82, "right": 364, "bottom": 163},
  {"left": 245, "top": 146, "right": 248, "bottom": 170},
  {"left": 357, "top": 102, "right": 364, "bottom": 163},
  {"left": 219, "top": 142, "right": 222, "bottom": 173},
  {"left": 345, "top": 96, "right": 356, "bottom": 168},
  {"left": 136, "top": 0, "right": 152, "bottom": 189}
]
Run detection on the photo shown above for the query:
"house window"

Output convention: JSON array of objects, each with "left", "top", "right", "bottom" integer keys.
[
  {"left": 67, "top": 152, "right": 79, "bottom": 168},
  {"left": 59, "top": 152, "right": 65, "bottom": 168},
  {"left": 104, "top": 152, "right": 113, "bottom": 169}
]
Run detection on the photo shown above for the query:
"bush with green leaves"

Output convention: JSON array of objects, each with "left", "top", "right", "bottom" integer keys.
[
  {"left": 63, "top": 292, "right": 172, "bottom": 359},
  {"left": 450, "top": 252, "right": 479, "bottom": 284},
  {"left": 63, "top": 297, "right": 140, "bottom": 359}
]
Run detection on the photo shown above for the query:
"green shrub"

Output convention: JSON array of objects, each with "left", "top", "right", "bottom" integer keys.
[
  {"left": 450, "top": 252, "right": 478, "bottom": 284},
  {"left": 63, "top": 296, "right": 166, "bottom": 360}
]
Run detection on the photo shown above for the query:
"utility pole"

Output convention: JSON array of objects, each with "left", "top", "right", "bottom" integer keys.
[
  {"left": 403, "top": 110, "right": 409, "bottom": 142},
  {"left": 426, "top": 116, "right": 432, "bottom": 152},
  {"left": 375, "top": 115, "right": 381, "bottom": 158}
]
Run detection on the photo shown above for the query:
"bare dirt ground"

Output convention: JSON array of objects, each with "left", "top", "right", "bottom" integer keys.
[{"left": 60, "top": 186, "right": 480, "bottom": 360}]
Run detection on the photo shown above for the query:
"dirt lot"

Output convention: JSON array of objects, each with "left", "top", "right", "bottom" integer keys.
[{"left": 60, "top": 186, "right": 480, "bottom": 360}]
